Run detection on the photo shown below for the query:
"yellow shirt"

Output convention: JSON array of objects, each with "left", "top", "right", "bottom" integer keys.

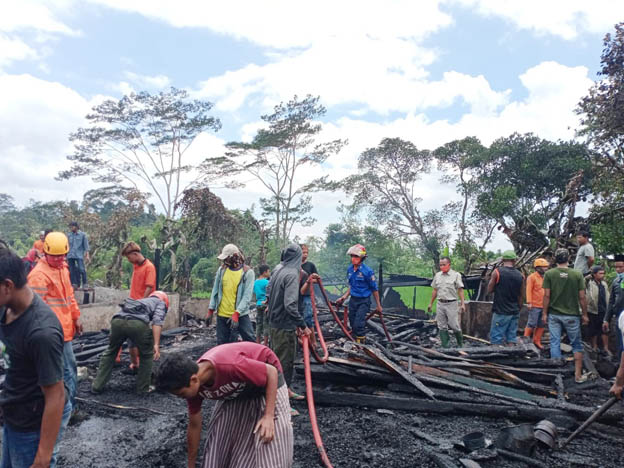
[{"left": 217, "top": 267, "right": 244, "bottom": 318}]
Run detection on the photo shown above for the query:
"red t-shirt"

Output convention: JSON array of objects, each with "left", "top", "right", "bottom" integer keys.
[
  {"left": 129, "top": 259, "right": 156, "bottom": 300},
  {"left": 187, "top": 342, "right": 283, "bottom": 414}
]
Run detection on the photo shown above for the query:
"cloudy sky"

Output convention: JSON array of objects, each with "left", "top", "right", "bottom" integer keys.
[{"left": 1, "top": 0, "right": 620, "bottom": 248}]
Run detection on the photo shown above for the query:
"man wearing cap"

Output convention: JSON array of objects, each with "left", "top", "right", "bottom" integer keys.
[
  {"left": 207, "top": 244, "right": 255, "bottom": 345},
  {"left": 604, "top": 254, "right": 624, "bottom": 359},
  {"left": 524, "top": 258, "right": 549, "bottom": 349},
  {"left": 542, "top": 248, "right": 589, "bottom": 383},
  {"left": 67, "top": 222, "right": 90, "bottom": 289},
  {"left": 487, "top": 251, "right": 525, "bottom": 346},
  {"left": 428, "top": 256, "right": 465, "bottom": 348}
]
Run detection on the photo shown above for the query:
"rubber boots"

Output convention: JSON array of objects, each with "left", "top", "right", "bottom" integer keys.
[
  {"left": 356, "top": 336, "right": 366, "bottom": 344},
  {"left": 523, "top": 327, "right": 533, "bottom": 338},
  {"left": 439, "top": 330, "right": 450, "bottom": 348},
  {"left": 454, "top": 331, "right": 464, "bottom": 348},
  {"left": 533, "top": 327, "right": 545, "bottom": 349}
]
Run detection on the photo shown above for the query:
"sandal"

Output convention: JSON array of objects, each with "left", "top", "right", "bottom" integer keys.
[
  {"left": 289, "top": 392, "right": 305, "bottom": 400},
  {"left": 290, "top": 408, "right": 300, "bottom": 417},
  {"left": 575, "top": 374, "right": 589, "bottom": 384}
]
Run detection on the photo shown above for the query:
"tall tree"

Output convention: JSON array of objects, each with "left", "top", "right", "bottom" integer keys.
[
  {"left": 58, "top": 87, "right": 221, "bottom": 219},
  {"left": 577, "top": 22, "right": 624, "bottom": 238},
  {"left": 472, "top": 133, "right": 592, "bottom": 256},
  {"left": 202, "top": 95, "right": 346, "bottom": 247},
  {"left": 434, "top": 137, "right": 495, "bottom": 273},
  {"left": 341, "top": 137, "right": 449, "bottom": 270}
]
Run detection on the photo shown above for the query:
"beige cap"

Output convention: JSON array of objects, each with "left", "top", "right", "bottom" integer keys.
[{"left": 217, "top": 244, "right": 241, "bottom": 260}]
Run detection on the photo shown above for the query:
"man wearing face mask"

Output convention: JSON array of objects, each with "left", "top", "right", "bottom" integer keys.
[
  {"left": 604, "top": 254, "right": 624, "bottom": 359},
  {"left": 428, "top": 257, "right": 465, "bottom": 348},
  {"left": 27, "top": 232, "right": 82, "bottom": 410},
  {"left": 335, "top": 244, "right": 382, "bottom": 344},
  {"left": 524, "top": 258, "right": 549, "bottom": 349},
  {"left": 207, "top": 244, "right": 255, "bottom": 345}
]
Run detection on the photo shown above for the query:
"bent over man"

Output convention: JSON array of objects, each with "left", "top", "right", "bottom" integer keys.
[
  {"left": 156, "top": 342, "right": 293, "bottom": 468},
  {"left": 92, "top": 291, "right": 169, "bottom": 394}
]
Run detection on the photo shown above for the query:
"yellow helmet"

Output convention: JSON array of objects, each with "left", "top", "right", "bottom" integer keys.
[
  {"left": 43, "top": 232, "right": 69, "bottom": 255},
  {"left": 533, "top": 258, "right": 549, "bottom": 268}
]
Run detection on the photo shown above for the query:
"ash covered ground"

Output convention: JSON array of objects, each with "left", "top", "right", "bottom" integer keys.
[{"left": 56, "top": 327, "right": 624, "bottom": 468}]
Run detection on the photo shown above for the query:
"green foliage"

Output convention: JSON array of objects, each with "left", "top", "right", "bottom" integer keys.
[{"left": 190, "top": 257, "right": 219, "bottom": 292}]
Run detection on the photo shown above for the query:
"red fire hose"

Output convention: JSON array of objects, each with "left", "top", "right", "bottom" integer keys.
[{"left": 300, "top": 277, "right": 332, "bottom": 467}]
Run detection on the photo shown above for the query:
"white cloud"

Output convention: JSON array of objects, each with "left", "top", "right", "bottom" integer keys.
[
  {"left": 123, "top": 71, "right": 171, "bottom": 89},
  {"left": 86, "top": 0, "right": 453, "bottom": 48},
  {"left": 0, "top": 73, "right": 92, "bottom": 205},
  {"left": 453, "top": 0, "right": 624, "bottom": 39},
  {"left": 0, "top": 34, "right": 38, "bottom": 67},
  {"left": 0, "top": 1, "right": 77, "bottom": 35}
]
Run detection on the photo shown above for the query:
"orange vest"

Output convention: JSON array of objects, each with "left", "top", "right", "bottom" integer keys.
[{"left": 28, "top": 258, "right": 80, "bottom": 342}]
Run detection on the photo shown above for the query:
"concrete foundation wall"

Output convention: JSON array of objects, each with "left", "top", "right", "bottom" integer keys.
[
  {"left": 182, "top": 298, "right": 211, "bottom": 320},
  {"left": 79, "top": 292, "right": 181, "bottom": 332}
]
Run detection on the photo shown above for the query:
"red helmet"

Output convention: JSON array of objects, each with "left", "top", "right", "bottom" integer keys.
[
  {"left": 347, "top": 244, "right": 367, "bottom": 257},
  {"left": 150, "top": 290, "right": 170, "bottom": 309}
]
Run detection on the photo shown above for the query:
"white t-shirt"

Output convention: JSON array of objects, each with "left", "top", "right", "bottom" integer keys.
[{"left": 619, "top": 311, "right": 624, "bottom": 343}]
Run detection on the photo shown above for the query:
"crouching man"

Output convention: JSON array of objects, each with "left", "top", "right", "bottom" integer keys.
[
  {"left": 92, "top": 291, "right": 169, "bottom": 394},
  {"left": 156, "top": 342, "right": 293, "bottom": 468}
]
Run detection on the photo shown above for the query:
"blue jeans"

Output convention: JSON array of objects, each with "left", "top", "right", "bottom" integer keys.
[
  {"left": 302, "top": 295, "right": 314, "bottom": 328},
  {"left": 63, "top": 341, "right": 77, "bottom": 408},
  {"left": 67, "top": 258, "right": 87, "bottom": 287},
  {"left": 549, "top": 314, "right": 583, "bottom": 358},
  {"left": 527, "top": 308, "right": 544, "bottom": 328},
  {"left": 490, "top": 313, "right": 518, "bottom": 344},
  {"left": 1, "top": 400, "right": 71, "bottom": 468},
  {"left": 349, "top": 296, "right": 371, "bottom": 337},
  {"left": 216, "top": 315, "right": 255, "bottom": 345}
]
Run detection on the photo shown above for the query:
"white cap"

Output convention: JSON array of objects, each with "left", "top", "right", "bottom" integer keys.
[{"left": 217, "top": 244, "right": 241, "bottom": 260}]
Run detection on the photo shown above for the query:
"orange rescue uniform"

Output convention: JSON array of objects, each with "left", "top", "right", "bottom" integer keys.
[
  {"left": 28, "top": 258, "right": 80, "bottom": 342},
  {"left": 526, "top": 272, "right": 545, "bottom": 309},
  {"left": 33, "top": 239, "right": 44, "bottom": 254},
  {"left": 129, "top": 259, "right": 157, "bottom": 300}
]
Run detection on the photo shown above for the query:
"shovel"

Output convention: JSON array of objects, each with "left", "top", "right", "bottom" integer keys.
[{"left": 560, "top": 396, "right": 618, "bottom": 448}]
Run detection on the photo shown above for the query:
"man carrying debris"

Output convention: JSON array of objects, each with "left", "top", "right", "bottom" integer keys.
[
  {"left": 487, "top": 250, "right": 524, "bottom": 346},
  {"left": 254, "top": 264, "right": 271, "bottom": 344},
  {"left": 207, "top": 244, "right": 255, "bottom": 344},
  {"left": 603, "top": 254, "right": 624, "bottom": 359},
  {"left": 28, "top": 232, "right": 82, "bottom": 409},
  {"left": 524, "top": 258, "right": 549, "bottom": 349},
  {"left": 67, "top": 222, "right": 90, "bottom": 289},
  {"left": 0, "top": 248, "right": 71, "bottom": 468},
  {"left": 542, "top": 248, "right": 590, "bottom": 383},
  {"left": 268, "top": 243, "right": 312, "bottom": 412},
  {"left": 586, "top": 265, "right": 611, "bottom": 356},
  {"left": 91, "top": 291, "right": 169, "bottom": 394},
  {"left": 117, "top": 241, "right": 157, "bottom": 368},
  {"left": 574, "top": 230, "right": 595, "bottom": 276},
  {"left": 155, "top": 343, "right": 293, "bottom": 468},
  {"left": 428, "top": 256, "right": 465, "bottom": 348},
  {"left": 335, "top": 244, "right": 382, "bottom": 344}
]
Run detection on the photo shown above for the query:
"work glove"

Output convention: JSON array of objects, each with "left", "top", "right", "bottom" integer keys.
[{"left": 229, "top": 311, "right": 240, "bottom": 330}]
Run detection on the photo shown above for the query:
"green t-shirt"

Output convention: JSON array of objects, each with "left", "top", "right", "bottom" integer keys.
[{"left": 542, "top": 267, "right": 585, "bottom": 316}]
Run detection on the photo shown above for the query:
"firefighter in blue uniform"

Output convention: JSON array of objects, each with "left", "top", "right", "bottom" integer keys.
[{"left": 335, "top": 244, "right": 383, "bottom": 344}]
